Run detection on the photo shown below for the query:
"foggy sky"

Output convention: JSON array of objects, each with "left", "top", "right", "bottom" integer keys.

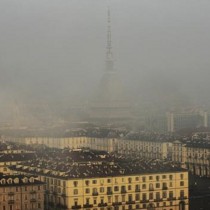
[{"left": 1, "top": 0, "right": 210, "bottom": 122}]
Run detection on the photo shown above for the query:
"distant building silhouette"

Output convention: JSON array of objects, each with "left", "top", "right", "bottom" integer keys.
[{"left": 88, "top": 8, "right": 131, "bottom": 123}]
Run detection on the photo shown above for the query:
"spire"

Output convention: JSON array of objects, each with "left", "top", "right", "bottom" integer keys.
[{"left": 106, "top": 7, "right": 114, "bottom": 72}]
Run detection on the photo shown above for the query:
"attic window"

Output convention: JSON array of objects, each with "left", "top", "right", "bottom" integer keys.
[
  {"left": 14, "top": 178, "right": 19, "bottom": 184},
  {"left": 1, "top": 179, "right": 6, "bottom": 184},
  {"left": 7, "top": 178, "right": 13, "bottom": 184},
  {"left": 23, "top": 177, "right": 28, "bottom": 183},
  {"left": 29, "top": 177, "right": 34, "bottom": 183}
]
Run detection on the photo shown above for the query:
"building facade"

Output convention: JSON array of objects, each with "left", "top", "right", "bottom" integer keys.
[
  {"left": 10, "top": 149, "right": 189, "bottom": 210},
  {"left": 172, "top": 139, "right": 210, "bottom": 177},
  {"left": 0, "top": 174, "right": 44, "bottom": 210}
]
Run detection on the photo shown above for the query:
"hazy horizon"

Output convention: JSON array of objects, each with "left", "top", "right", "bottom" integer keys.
[{"left": 1, "top": 0, "right": 210, "bottom": 124}]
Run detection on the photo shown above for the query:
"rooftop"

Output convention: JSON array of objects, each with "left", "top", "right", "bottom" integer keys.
[{"left": 10, "top": 148, "right": 185, "bottom": 179}]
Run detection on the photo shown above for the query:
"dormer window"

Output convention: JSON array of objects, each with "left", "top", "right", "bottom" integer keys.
[
  {"left": 29, "top": 177, "right": 34, "bottom": 183},
  {"left": 7, "top": 178, "right": 13, "bottom": 184},
  {"left": 1, "top": 179, "right": 6, "bottom": 184},
  {"left": 23, "top": 177, "right": 28, "bottom": 183},
  {"left": 14, "top": 178, "right": 19, "bottom": 184}
]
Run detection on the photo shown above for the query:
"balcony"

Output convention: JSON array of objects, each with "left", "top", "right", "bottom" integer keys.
[
  {"left": 72, "top": 205, "right": 81, "bottom": 209},
  {"left": 179, "top": 196, "right": 188, "bottom": 200},
  {"left": 83, "top": 204, "right": 93, "bottom": 208},
  {"left": 126, "top": 201, "right": 135, "bottom": 205},
  {"left": 112, "top": 202, "right": 122, "bottom": 206},
  {"left": 30, "top": 190, "right": 36, "bottom": 194},
  {"left": 121, "top": 189, "right": 127, "bottom": 194},
  {"left": 30, "top": 198, "right": 36, "bottom": 202},
  {"left": 98, "top": 203, "right": 107, "bottom": 207},
  {"left": 107, "top": 191, "right": 113, "bottom": 195},
  {"left": 135, "top": 189, "right": 140, "bottom": 192},
  {"left": 167, "top": 197, "right": 176, "bottom": 201},
  {"left": 162, "top": 186, "right": 168, "bottom": 190},
  {"left": 8, "top": 200, "right": 15, "bottom": 204},
  {"left": 140, "top": 200, "right": 149, "bottom": 203},
  {"left": 149, "top": 188, "right": 154, "bottom": 191},
  {"left": 154, "top": 198, "right": 163, "bottom": 202},
  {"left": 92, "top": 192, "right": 99, "bottom": 196},
  {"left": 8, "top": 192, "right": 14, "bottom": 196}
]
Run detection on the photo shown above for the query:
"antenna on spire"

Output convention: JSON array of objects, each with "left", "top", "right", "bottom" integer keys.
[{"left": 106, "top": 7, "right": 114, "bottom": 72}]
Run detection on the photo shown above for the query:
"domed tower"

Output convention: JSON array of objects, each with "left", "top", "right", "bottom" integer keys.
[{"left": 88, "top": 8, "right": 131, "bottom": 123}]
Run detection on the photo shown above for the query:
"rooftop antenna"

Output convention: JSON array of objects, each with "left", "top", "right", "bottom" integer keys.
[{"left": 106, "top": 7, "right": 114, "bottom": 73}]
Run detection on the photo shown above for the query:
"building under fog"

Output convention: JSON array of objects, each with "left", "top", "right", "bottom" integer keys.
[
  {"left": 144, "top": 109, "right": 209, "bottom": 133},
  {"left": 11, "top": 149, "right": 189, "bottom": 210},
  {"left": 88, "top": 9, "right": 131, "bottom": 124}
]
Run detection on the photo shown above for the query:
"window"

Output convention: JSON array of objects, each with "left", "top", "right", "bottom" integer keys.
[
  {"left": 180, "top": 174, "right": 184, "bottom": 180},
  {"left": 114, "top": 186, "right": 119, "bottom": 191},
  {"left": 128, "top": 185, "right": 132, "bottom": 190},
  {"left": 162, "top": 183, "right": 167, "bottom": 190},
  {"left": 180, "top": 181, "right": 184, "bottom": 186},
  {"left": 74, "top": 199, "right": 78, "bottom": 206},
  {"left": 85, "top": 180, "right": 89, "bottom": 186},
  {"left": 162, "top": 175, "right": 166, "bottom": 179},
  {"left": 156, "top": 183, "right": 160, "bottom": 188},
  {"left": 100, "top": 197, "right": 104, "bottom": 204},
  {"left": 93, "top": 188, "right": 98, "bottom": 194},
  {"left": 142, "top": 177, "right": 146, "bottom": 182},
  {"left": 128, "top": 194, "right": 132, "bottom": 202},
  {"left": 74, "top": 189, "right": 78, "bottom": 195},
  {"left": 149, "top": 176, "right": 153, "bottom": 180},
  {"left": 128, "top": 177, "right": 132, "bottom": 183},
  {"left": 142, "top": 193, "right": 147, "bottom": 201},
  {"left": 107, "top": 187, "right": 112, "bottom": 193},
  {"left": 149, "top": 184, "right": 154, "bottom": 191},
  {"left": 73, "top": 181, "right": 78, "bottom": 187},
  {"left": 86, "top": 198, "right": 90, "bottom": 204},
  {"left": 149, "top": 192, "right": 153, "bottom": 200},
  {"left": 180, "top": 190, "right": 185, "bottom": 198},
  {"left": 162, "top": 191, "right": 167, "bottom": 198},
  {"left": 135, "top": 194, "right": 140, "bottom": 201},
  {"left": 100, "top": 187, "right": 104, "bottom": 193},
  {"left": 142, "top": 184, "right": 146, "bottom": 189},
  {"left": 85, "top": 188, "right": 90, "bottom": 193},
  {"left": 92, "top": 180, "right": 97, "bottom": 184},
  {"left": 169, "top": 191, "right": 173, "bottom": 198},
  {"left": 107, "top": 179, "right": 111, "bottom": 183},
  {"left": 135, "top": 184, "right": 140, "bottom": 191},
  {"left": 135, "top": 177, "right": 139, "bottom": 181},
  {"left": 169, "top": 175, "right": 173, "bottom": 180},
  {"left": 156, "top": 192, "right": 160, "bottom": 200}
]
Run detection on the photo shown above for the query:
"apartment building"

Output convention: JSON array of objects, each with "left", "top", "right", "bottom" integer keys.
[
  {"left": 0, "top": 173, "right": 44, "bottom": 210},
  {"left": 172, "top": 139, "right": 210, "bottom": 177},
  {"left": 116, "top": 132, "right": 172, "bottom": 159},
  {"left": 11, "top": 149, "right": 189, "bottom": 210},
  {"left": 0, "top": 141, "right": 36, "bottom": 174}
]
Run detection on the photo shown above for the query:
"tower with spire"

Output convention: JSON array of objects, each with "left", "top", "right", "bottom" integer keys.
[{"left": 88, "top": 8, "right": 131, "bottom": 124}]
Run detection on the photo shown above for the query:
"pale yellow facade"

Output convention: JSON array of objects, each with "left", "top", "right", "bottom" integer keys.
[
  {"left": 15, "top": 169, "right": 189, "bottom": 210},
  {"left": 172, "top": 140, "right": 210, "bottom": 177},
  {"left": 0, "top": 176, "right": 44, "bottom": 210},
  {"left": 117, "top": 139, "right": 170, "bottom": 159}
]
